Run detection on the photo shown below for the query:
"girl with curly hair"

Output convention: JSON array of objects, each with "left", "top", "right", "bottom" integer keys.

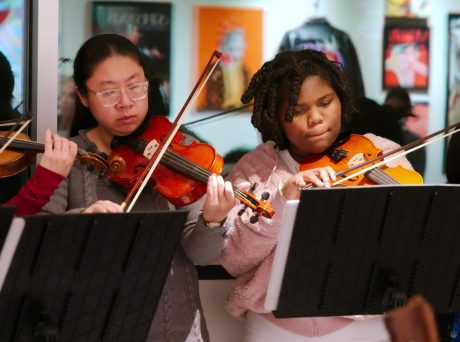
[{"left": 220, "top": 49, "right": 413, "bottom": 341}]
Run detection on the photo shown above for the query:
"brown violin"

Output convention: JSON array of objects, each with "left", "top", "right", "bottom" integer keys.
[
  {"left": 300, "top": 134, "right": 423, "bottom": 186},
  {"left": 0, "top": 131, "right": 109, "bottom": 178},
  {"left": 107, "top": 115, "right": 274, "bottom": 220}
]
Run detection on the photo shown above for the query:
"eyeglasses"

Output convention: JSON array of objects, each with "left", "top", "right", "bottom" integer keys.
[{"left": 88, "top": 81, "right": 149, "bottom": 107}]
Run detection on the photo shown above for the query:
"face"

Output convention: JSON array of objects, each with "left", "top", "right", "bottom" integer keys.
[
  {"left": 77, "top": 55, "right": 148, "bottom": 137},
  {"left": 279, "top": 75, "right": 342, "bottom": 160}
]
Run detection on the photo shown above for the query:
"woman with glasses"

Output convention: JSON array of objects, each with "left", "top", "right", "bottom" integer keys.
[{"left": 42, "top": 34, "right": 235, "bottom": 341}]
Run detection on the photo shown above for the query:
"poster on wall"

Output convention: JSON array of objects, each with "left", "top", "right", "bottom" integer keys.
[
  {"left": 447, "top": 14, "right": 460, "bottom": 128},
  {"left": 385, "top": 0, "right": 411, "bottom": 17},
  {"left": 385, "top": 0, "right": 430, "bottom": 18},
  {"left": 195, "top": 6, "right": 263, "bottom": 111},
  {"left": 92, "top": 1, "right": 171, "bottom": 114},
  {"left": 382, "top": 18, "right": 429, "bottom": 91}
]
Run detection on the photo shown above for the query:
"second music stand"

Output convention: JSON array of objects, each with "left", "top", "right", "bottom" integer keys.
[{"left": 266, "top": 185, "right": 460, "bottom": 318}]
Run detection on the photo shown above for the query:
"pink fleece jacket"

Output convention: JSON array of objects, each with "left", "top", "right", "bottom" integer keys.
[{"left": 220, "top": 134, "right": 413, "bottom": 336}]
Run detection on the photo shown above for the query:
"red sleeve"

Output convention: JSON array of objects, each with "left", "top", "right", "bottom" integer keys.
[{"left": 5, "top": 164, "right": 64, "bottom": 216}]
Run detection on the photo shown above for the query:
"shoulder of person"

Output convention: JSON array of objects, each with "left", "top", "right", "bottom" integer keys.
[
  {"left": 227, "top": 141, "right": 278, "bottom": 181},
  {"left": 237, "top": 141, "right": 278, "bottom": 166},
  {"left": 363, "top": 132, "right": 400, "bottom": 151}
]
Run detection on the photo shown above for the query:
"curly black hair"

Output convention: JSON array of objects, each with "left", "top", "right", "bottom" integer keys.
[{"left": 241, "top": 49, "right": 354, "bottom": 149}]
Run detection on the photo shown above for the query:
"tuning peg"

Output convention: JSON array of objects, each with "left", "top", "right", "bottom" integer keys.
[
  {"left": 249, "top": 182, "right": 258, "bottom": 192},
  {"left": 250, "top": 214, "right": 259, "bottom": 224},
  {"left": 261, "top": 191, "right": 270, "bottom": 200},
  {"left": 238, "top": 205, "right": 248, "bottom": 216}
]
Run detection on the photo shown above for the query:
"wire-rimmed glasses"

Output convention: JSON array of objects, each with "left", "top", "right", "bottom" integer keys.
[{"left": 88, "top": 81, "right": 149, "bottom": 107}]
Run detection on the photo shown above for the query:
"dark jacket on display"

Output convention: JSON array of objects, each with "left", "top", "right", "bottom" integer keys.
[{"left": 279, "top": 18, "right": 365, "bottom": 99}]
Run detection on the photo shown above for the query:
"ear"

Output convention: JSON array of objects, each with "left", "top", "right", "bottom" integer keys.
[{"left": 75, "top": 87, "right": 89, "bottom": 107}]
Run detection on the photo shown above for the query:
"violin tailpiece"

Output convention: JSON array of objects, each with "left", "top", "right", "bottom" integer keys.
[{"left": 327, "top": 148, "right": 348, "bottom": 162}]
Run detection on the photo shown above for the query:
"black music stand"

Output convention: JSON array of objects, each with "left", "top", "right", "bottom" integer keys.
[
  {"left": 0, "top": 210, "right": 188, "bottom": 341},
  {"left": 266, "top": 185, "right": 460, "bottom": 318}
]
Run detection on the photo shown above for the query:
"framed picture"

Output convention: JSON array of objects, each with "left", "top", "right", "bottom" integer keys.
[
  {"left": 382, "top": 18, "right": 429, "bottom": 91},
  {"left": 195, "top": 6, "right": 263, "bottom": 111},
  {"left": 384, "top": 0, "right": 431, "bottom": 18},
  {"left": 385, "top": 0, "right": 410, "bottom": 17},
  {"left": 92, "top": 2, "right": 172, "bottom": 114},
  {"left": 0, "top": 0, "right": 26, "bottom": 113},
  {"left": 446, "top": 14, "right": 460, "bottom": 128}
]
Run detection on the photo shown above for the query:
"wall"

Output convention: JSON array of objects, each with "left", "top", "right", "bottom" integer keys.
[{"left": 57, "top": 0, "right": 460, "bottom": 183}]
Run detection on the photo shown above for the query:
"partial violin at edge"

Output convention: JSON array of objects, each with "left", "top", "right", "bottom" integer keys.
[{"left": 0, "top": 132, "right": 109, "bottom": 178}]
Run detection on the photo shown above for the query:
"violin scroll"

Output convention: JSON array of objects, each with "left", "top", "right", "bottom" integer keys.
[{"left": 75, "top": 149, "right": 110, "bottom": 175}]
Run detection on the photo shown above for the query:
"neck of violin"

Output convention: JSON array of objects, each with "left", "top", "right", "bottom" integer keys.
[
  {"left": 0, "top": 136, "right": 44, "bottom": 152},
  {"left": 0, "top": 136, "right": 87, "bottom": 156}
]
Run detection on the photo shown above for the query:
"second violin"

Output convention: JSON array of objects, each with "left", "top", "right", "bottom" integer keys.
[{"left": 300, "top": 134, "right": 423, "bottom": 186}]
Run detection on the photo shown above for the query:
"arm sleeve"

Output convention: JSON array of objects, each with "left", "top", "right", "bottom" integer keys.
[
  {"left": 6, "top": 164, "right": 64, "bottom": 216},
  {"left": 179, "top": 195, "right": 231, "bottom": 266},
  {"left": 40, "top": 175, "right": 72, "bottom": 214}
]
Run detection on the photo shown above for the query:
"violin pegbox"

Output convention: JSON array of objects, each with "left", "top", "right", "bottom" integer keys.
[
  {"left": 237, "top": 182, "right": 274, "bottom": 223},
  {"left": 237, "top": 182, "right": 258, "bottom": 216}
]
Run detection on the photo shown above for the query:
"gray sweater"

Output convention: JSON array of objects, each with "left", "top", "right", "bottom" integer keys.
[{"left": 42, "top": 131, "right": 230, "bottom": 341}]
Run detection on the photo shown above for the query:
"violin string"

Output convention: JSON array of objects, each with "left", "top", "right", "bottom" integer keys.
[
  {"left": 161, "top": 150, "right": 258, "bottom": 205},
  {"left": 161, "top": 150, "right": 255, "bottom": 203},
  {"left": 366, "top": 168, "right": 399, "bottom": 184},
  {"left": 162, "top": 150, "right": 210, "bottom": 181},
  {"left": 375, "top": 168, "right": 399, "bottom": 184},
  {"left": 323, "top": 152, "right": 398, "bottom": 185}
]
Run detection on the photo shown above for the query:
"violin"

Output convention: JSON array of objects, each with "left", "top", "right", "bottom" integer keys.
[
  {"left": 0, "top": 132, "right": 36, "bottom": 177},
  {"left": 107, "top": 115, "right": 275, "bottom": 220},
  {"left": 0, "top": 131, "right": 109, "bottom": 178},
  {"left": 300, "top": 134, "right": 423, "bottom": 186}
]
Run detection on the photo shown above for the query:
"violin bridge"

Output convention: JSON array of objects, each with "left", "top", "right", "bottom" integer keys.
[{"left": 143, "top": 140, "right": 160, "bottom": 160}]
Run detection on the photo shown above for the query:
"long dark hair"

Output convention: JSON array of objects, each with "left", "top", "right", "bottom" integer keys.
[
  {"left": 241, "top": 49, "right": 354, "bottom": 149},
  {"left": 70, "top": 34, "right": 166, "bottom": 137},
  {"left": 0, "top": 51, "right": 14, "bottom": 104},
  {"left": 0, "top": 51, "right": 18, "bottom": 119}
]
